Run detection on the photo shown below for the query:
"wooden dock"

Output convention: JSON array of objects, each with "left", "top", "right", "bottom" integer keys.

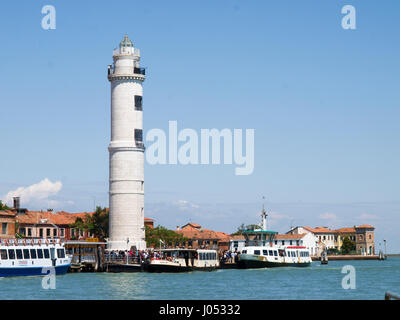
[
  {"left": 105, "top": 263, "right": 144, "bottom": 273},
  {"left": 311, "top": 255, "right": 381, "bottom": 261}
]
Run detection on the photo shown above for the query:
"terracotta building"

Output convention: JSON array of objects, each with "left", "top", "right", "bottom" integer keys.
[
  {"left": 0, "top": 210, "right": 17, "bottom": 239},
  {"left": 288, "top": 224, "right": 375, "bottom": 255},
  {"left": 0, "top": 205, "right": 154, "bottom": 241},
  {"left": 175, "top": 222, "right": 231, "bottom": 252},
  {"left": 355, "top": 225, "right": 375, "bottom": 255}
]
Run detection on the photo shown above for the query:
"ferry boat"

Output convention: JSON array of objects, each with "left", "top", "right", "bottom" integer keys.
[
  {"left": 145, "top": 248, "right": 219, "bottom": 272},
  {"left": 0, "top": 238, "right": 72, "bottom": 277},
  {"left": 238, "top": 206, "right": 312, "bottom": 268}
]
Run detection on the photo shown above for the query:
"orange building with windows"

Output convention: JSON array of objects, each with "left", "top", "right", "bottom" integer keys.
[{"left": 175, "top": 222, "right": 231, "bottom": 253}]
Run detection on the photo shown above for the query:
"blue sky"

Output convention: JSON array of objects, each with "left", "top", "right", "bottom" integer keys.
[{"left": 0, "top": 1, "right": 399, "bottom": 252}]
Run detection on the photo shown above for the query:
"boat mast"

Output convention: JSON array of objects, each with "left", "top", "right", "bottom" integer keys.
[{"left": 261, "top": 196, "right": 268, "bottom": 231}]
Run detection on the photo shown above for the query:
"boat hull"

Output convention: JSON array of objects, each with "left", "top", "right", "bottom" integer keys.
[
  {"left": 0, "top": 264, "right": 71, "bottom": 277},
  {"left": 145, "top": 262, "right": 218, "bottom": 273},
  {"left": 238, "top": 255, "right": 311, "bottom": 269},
  {"left": 146, "top": 264, "right": 193, "bottom": 273}
]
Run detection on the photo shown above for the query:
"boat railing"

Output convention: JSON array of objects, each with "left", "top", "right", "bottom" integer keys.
[
  {"left": 103, "top": 254, "right": 142, "bottom": 265},
  {"left": 0, "top": 238, "right": 63, "bottom": 246}
]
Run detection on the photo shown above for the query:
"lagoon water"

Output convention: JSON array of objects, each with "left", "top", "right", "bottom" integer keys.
[{"left": 1, "top": 257, "right": 399, "bottom": 300}]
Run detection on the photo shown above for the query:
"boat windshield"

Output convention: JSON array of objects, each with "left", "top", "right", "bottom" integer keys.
[{"left": 243, "top": 231, "right": 277, "bottom": 247}]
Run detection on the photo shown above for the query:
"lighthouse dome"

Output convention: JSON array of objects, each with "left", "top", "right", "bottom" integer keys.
[{"left": 120, "top": 35, "right": 134, "bottom": 48}]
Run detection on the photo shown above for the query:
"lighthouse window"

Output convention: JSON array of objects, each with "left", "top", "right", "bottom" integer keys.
[
  {"left": 135, "top": 95, "right": 143, "bottom": 111},
  {"left": 0, "top": 249, "right": 7, "bottom": 260},
  {"left": 8, "top": 249, "right": 15, "bottom": 259},
  {"left": 16, "top": 249, "right": 23, "bottom": 259},
  {"left": 135, "top": 129, "right": 143, "bottom": 142}
]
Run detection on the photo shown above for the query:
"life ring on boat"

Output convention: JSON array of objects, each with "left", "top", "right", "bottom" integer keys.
[
  {"left": 45, "top": 239, "right": 49, "bottom": 246},
  {"left": 14, "top": 239, "right": 18, "bottom": 246},
  {"left": 38, "top": 239, "right": 42, "bottom": 246},
  {"left": 22, "top": 239, "right": 26, "bottom": 246},
  {"left": 30, "top": 239, "right": 34, "bottom": 246}
]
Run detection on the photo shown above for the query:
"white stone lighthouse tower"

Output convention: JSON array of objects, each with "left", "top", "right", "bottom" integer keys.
[{"left": 107, "top": 35, "right": 146, "bottom": 250}]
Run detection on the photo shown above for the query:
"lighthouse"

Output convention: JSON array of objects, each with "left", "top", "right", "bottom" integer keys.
[{"left": 107, "top": 35, "right": 146, "bottom": 250}]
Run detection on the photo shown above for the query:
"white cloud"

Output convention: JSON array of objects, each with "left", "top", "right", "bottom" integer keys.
[
  {"left": 3, "top": 178, "right": 66, "bottom": 209},
  {"left": 357, "top": 213, "right": 379, "bottom": 220},
  {"left": 269, "top": 211, "right": 287, "bottom": 219},
  {"left": 172, "top": 200, "right": 200, "bottom": 211},
  {"left": 319, "top": 212, "right": 337, "bottom": 220}
]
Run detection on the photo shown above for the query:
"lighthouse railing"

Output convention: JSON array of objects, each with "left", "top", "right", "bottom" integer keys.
[{"left": 113, "top": 48, "right": 140, "bottom": 56}]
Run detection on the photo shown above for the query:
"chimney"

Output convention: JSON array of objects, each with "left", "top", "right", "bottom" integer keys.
[
  {"left": 13, "top": 197, "right": 20, "bottom": 210},
  {"left": 176, "top": 226, "right": 180, "bottom": 231}
]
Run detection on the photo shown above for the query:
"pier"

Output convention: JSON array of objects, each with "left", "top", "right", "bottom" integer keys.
[
  {"left": 103, "top": 255, "right": 144, "bottom": 272},
  {"left": 311, "top": 255, "right": 381, "bottom": 261}
]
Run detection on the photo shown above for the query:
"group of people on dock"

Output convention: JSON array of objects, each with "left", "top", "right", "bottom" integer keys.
[
  {"left": 221, "top": 250, "right": 239, "bottom": 264},
  {"left": 105, "top": 249, "right": 170, "bottom": 264},
  {"left": 105, "top": 248, "right": 240, "bottom": 265}
]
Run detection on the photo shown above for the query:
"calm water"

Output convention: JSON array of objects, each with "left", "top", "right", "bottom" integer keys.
[{"left": 1, "top": 258, "right": 399, "bottom": 300}]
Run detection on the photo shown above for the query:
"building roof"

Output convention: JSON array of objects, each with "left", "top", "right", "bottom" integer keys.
[
  {"left": 14, "top": 209, "right": 154, "bottom": 226},
  {"left": 0, "top": 210, "right": 16, "bottom": 217},
  {"left": 303, "top": 226, "right": 335, "bottom": 234},
  {"left": 275, "top": 233, "right": 307, "bottom": 240},
  {"left": 335, "top": 227, "right": 356, "bottom": 233},
  {"left": 182, "top": 222, "right": 201, "bottom": 229},
  {"left": 356, "top": 224, "right": 375, "bottom": 229},
  {"left": 230, "top": 234, "right": 245, "bottom": 240},
  {"left": 177, "top": 223, "right": 230, "bottom": 241},
  {"left": 16, "top": 211, "right": 90, "bottom": 225}
]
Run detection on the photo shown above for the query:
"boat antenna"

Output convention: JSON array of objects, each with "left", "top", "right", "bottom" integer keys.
[{"left": 261, "top": 196, "right": 268, "bottom": 231}]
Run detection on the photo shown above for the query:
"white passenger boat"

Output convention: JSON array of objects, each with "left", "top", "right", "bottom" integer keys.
[
  {"left": 146, "top": 248, "right": 219, "bottom": 272},
  {"left": 0, "top": 238, "right": 72, "bottom": 277},
  {"left": 238, "top": 207, "right": 312, "bottom": 268}
]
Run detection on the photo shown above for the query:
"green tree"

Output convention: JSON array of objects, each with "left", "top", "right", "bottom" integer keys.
[
  {"left": 14, "top": 221, "right": 24, "bottom": 239},
  {"left": 145, "top": 225, "right": 188, "bottom": 248},
  {"left": 0, "top": 200, "right": 11, "bottom": 211},
  {"left": 70, "top": 206, "right": 109, "bottom": 240},
  {"left": 341, "top": 236, "right": 356, "bottom": 254},
  {"left": 231, "top": 223, "right": 261, "bottom": 236}
]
